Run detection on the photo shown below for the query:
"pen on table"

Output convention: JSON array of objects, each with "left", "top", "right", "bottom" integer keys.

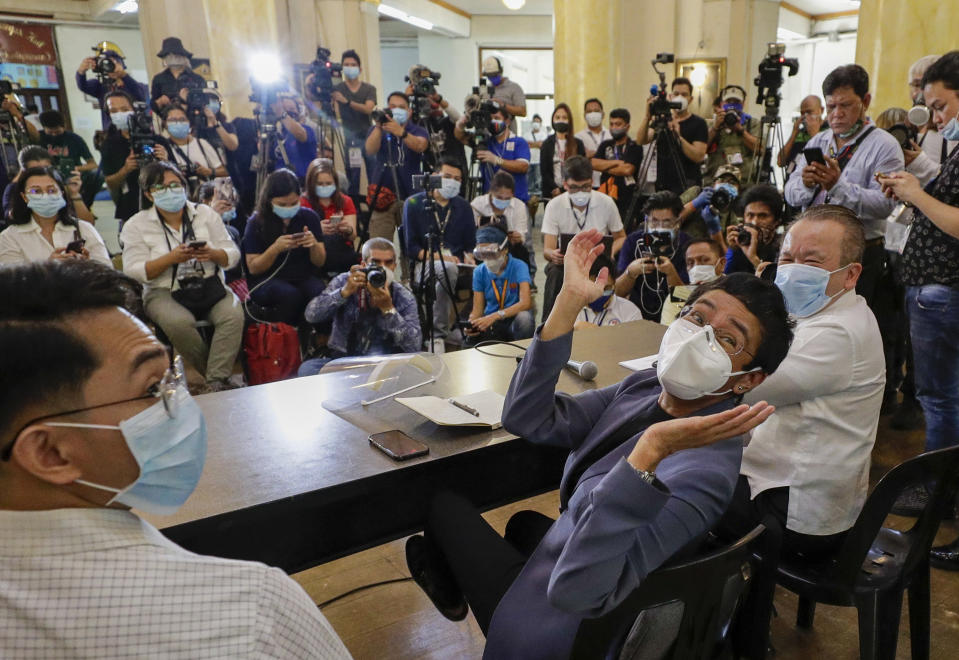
[{"left": 449, "top": 398, "right": 480, "bottom": 417}]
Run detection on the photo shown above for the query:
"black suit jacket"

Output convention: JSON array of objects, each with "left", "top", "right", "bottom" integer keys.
[{"left": 539, "top": 134, "right": 586, "bottom": 197}]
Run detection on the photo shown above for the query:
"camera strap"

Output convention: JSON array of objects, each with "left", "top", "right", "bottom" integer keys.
[
  {"left": 830, "top": 125, "right": 876, "bottom": 172},
  {"left": 159, "top": 207, "right": 213, "bottom": 287}
]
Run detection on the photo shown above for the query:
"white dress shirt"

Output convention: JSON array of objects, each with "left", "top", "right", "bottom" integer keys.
[
  {"left": 541, "top": 190, "right": 623, "bottom": 237},
  {"left": 0, "top": 218, "right": 111, "bottom": 266},
  {"left": 166, "top": 135, "right": 224, "bottom": 172},
  {"left": 742, "top": 291, "right": 885, "bottom": 535},
  {"left": 575, "top": 127, "right": 612, "bottom": 188},
  {"left": 470, "top": 194, "right": 531, "bottom": 239},
  {"left": 576, "top": 295, "right": 642, "bottom": 326},
  {"left": 0, "top": 508, "right": 352, "bottom": 659},
  {"left": 121, "top": 202, "right": 239, "bottom": 290}
]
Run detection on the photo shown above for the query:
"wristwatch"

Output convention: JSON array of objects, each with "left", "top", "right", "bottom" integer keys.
[
  {"left": 497, "top": 309, "right": 506, "bottom": 319},
  {"left": 400, "top": 129, "right": 409, "bottom": 140},
  {"left": 631, "top": 464, "right": 669, "bottom": 492},
  {"left": 383, "top": 307, "right": 397, "bottom": 316}
]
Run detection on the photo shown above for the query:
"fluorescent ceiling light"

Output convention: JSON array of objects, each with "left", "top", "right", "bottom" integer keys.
[
  {"left": 378, "top": 3, "right": 433, "bottom": 31},
  {"left": 115, "top": 0, "right": 138, "bottom": 13},
  {"left": 503, "top": 0, "right": 526, "bottom": 9}
]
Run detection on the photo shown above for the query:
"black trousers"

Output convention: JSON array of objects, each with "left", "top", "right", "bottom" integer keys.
[
  {"left": 856, "top": 240, "right": 886, "bottom": 308},
  {"left": 424, "top": 491, "right": 555, "bottom": 634}
]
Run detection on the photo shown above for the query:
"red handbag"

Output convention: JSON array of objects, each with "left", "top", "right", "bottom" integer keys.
[{"left": 243, "top": 322, "right": 301, "bottom": 385}]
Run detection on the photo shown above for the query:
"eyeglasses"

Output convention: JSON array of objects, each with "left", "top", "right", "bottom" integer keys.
[
  {"left": 678, "top": 306, "right": 752, "bottom": 358},
  {"left": 0, "top": 355, "right": 186, "bottom": 462},
  {"left": 149, "top": 182, "right": 185, "bottom": 194},
  {"left": 566, "top": 183, "right": 591, "bottom": 193},
  {"left": 26, "top": 187, "right": 61, "bottom": 196}
]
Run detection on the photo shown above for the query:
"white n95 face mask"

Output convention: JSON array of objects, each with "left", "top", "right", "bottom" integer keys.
[
  {"left": 51, "top": 386, "right": 207, "bottom": 516},
  {"left": 656, "top": 319, "right": 758, "bottom": 400},
  {"left": 688, "top": 264, "right": 720, "bottom": 284}
]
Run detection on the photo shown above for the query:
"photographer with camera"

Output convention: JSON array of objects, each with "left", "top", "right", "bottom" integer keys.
[
  {"left": 784, "top": 64, "right": 902, "bottom": 305},
  {"left": 162, "top": 104, "right": 227, "bottom": 194},
  {"left": 405, "top": 66, "right": 468, "bottom": 178},
  {"left": 150, "top": 38, "right": 206, "bottom": 113},
  {"left": 778, "top": 95, "right": 824, "bottom": 177},
  {"left": 193, "top": 88, "right": 239, "bottom": 157},
  {"left": 705, "top": 85, "right": 760, "bottom": 185},
  {"left": 463, "top": 225, "right": 533, "bottom": 346},
  {"left": 297, "top": 238, "right": 420, "bottom": 376},
  {"left": 36, "top": 110, "right": 102, "bottom": 209},
  {"left": 402, "top": 158, "right": 475, "bottom": 350},
  {"left": 539, "top": 104, "right": 585, "bottom": 200},
  {"left": 100, "top": 90, "right": 171, "bottom": 223},
  {"left": 592, "top": 108, "right": 643, "bottom": 223},
  {"left": 76, "top": 44, "right": 149, "bottom": 129},
  {"left": 637, "top": 77, "right": 709, "bottom": 195},
  {"left": 678, "top": 164, "right": 743, "bottom": 245},
  {"left": 481, "top": 57, "right": 526, "bottom": 132},
  {"left": 2, "top": 147, "right": 95, "bottom": 226},
  {"left": 468, "top": 103, "right": 531, "bottom": 201},
  {"left": 120, "top": 161, "right": 243, "bottom": 392},
  {"left": 365, "top": 92, "right": 429, "bottom": 241},
  {"left": 266, "top": 95, "right": 320, "bottom": 181},
  {"left": 614, "top": 191, "right": 691, "bottom": 322},
  {"left": 328, "top": 50, "right": 377, "bottom": 196},
  {"left": 724, "top": 184, "right": 783, "bottom": 278},
  {"left": 0, "top": 166, "right": 110, "bottom": 266}
]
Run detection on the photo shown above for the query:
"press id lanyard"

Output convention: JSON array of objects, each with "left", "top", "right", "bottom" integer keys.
[
  {"left": 490, "top": 276, "right": 510, "bottom": 310},
  {"left": 569, "top": 198, "right": 590, "bottom": 230}
]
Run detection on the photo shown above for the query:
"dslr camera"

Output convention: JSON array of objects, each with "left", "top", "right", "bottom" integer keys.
[
  {"left": 642, "top": 230, "right": 673, "bottom": 258},
  {"left": 371, "top": 107, "right": 393, "bottom": 124},
  {"left": 309, "top": 46, "right": 342, "bottom": 106},
  {"left": 733, "top": 224, "right": 753, "bottom": 247},
  {"left": 129, "top": 102, "right": 158, "bottom": 166},
  {"left": 359, "top": 265, "right": 387, "bottom": 288},
  {"left": 649, "top": 53, "right": 683, "bottom": 129},
  {"left": 887, "top": 123, "right": 918, "bottom": 151}
]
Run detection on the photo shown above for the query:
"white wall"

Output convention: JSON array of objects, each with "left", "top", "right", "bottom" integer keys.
[
  {"left": 779, "top": 35, "right": 858, "bottom": 125},
  {"left": 54, "top": 24, "right": 148, "bottom": 151},
  {"left": 380, "top": 44, "right": 420, "bottom": 99}
]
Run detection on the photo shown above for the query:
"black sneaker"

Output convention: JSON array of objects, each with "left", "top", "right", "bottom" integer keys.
[
  {"left": 405, "top": 535, "right": 468, "bottom": 621},
  {"left": 891, "top": 484, "right": 929, "bottom": 517},
  {"left": 890, "top": 396, "right": 924, "bottom": 431}
]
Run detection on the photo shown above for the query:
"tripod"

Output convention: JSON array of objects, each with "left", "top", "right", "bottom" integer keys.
[
  {"left": 623, "top": 120, "right": 689, "bottom": 234},
  {"left": 252, "top": 108, "right": 283, "bottom": 204},
  {"left": 0, "top": 114, "right": 26, "bottom": 179},
  {"left": 751, "top": 109, "right": 788, "bottom": 186},
  {"left": 465, "top": 137, "right": 495, "bottom": 202}
]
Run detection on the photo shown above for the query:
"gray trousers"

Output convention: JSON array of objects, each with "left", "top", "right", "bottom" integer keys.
[{"left": 144, "top": 286, "right": 245, "bottom": 382}]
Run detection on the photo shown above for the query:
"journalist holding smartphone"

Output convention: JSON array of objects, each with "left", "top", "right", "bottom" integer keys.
[
  {"left": 121, "top": 161, "right": 244, "bottom": 393},
  {"left": 0, "top": 166, "right": 110, "bottom": 266}
]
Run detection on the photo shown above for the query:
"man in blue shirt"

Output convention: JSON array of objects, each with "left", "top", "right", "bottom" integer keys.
[
  {"left": 272, "top": 96, "right": 318, "bottom": 181},
  {"left": 402, "top": 158, "right": 476, "bottom": 351},
  {"left": 75, "top": 49, "right": 149, "bottom": 129},
  {"left": 465, "top": 225, "right": 533, "bottom": 346},
  {"left": 614, "top": 191, "right": 691, "bottom": 322},
  {"left": 366, "top": 92, "right": 430, "bottom": 241},
  {"left": 459, "top": 103, "right": 531, "bottom": 201}
]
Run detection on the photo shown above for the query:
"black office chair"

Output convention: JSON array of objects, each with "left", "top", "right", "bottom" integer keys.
[
  {"left": 570, "top": 524, "right": 766, "bottom": 660},
  {"left": 765, "top": 445, "right": 959, "bottom": 660}
]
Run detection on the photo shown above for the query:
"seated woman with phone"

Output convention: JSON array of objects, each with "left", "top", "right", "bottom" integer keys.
[
  {"left": 243, "top": 168, "right": 327, "bottom": 325},
  {"left": 0, "top": 166, "right": 110, "bottom": 266},
  {"left": 406, "top": 230, "right": 795, "bottom": 658},
  {"left": 300, "top": 158, "right": 360, "bottom": 278},
  {"left": 121, "top": 161, "right": 244, "bottom": 392}
]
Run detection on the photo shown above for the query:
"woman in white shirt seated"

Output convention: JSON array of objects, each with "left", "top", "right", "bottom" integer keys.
[
  {"left": 163, "top": 103, "right": 227, "bottom": 195},
  {"left": 0, "top": 166, "right": 110, "bottom": 266},
  {"left": 121, "top": 161, "right": 243, "bottom": 392},
  {"left": 470, "top": 170, "right": 535, "bottom": 280}
]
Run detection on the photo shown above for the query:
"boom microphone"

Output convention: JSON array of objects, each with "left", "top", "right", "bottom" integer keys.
[{"left": 565, "top": 359, "right": 598, "bottom": 381}]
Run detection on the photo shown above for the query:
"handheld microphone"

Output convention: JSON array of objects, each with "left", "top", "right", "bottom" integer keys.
[{"left": 565, "top": 359, "right": 598, "bottom": 381}]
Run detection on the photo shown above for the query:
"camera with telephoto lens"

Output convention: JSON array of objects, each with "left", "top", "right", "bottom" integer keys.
[
  {"left": 359, "top": 265, "right": 387, "bottom": 288},
  {"left": 94, "top": 54, "right": 116, "bottom": 79},
  {"left": 407, "top": 65, "right": 441, "bottom": 98},
  {"left": 754, "top": 43, "right": 799, "bottom": 118},
  {"left": 129, "top": 102, "right": 158, "bottom": 166},
  {"left": 309, "top": 46, "right": 342, "bottom": 106},
  {"left": 464, "top": 85, "right": 498, "bottom": 149},
  {"left": 185, "top": 79, "right": 218, "bottom": 130},
  {"left": 711, "top": 186, "right": 734, "bottom": 212},
  {"left": 643, "top": 231, "right": 673, "bottom": 258},
  {"left": 887, "top": 123, "right": 918, "bottom": 151}
]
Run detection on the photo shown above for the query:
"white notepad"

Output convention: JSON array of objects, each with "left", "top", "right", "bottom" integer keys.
[
  {"left": 396, "top": 390, "right": 505, "bottom": 428},
  {"left": 619, "top": 354, "right": 658, "bottom": 372}
]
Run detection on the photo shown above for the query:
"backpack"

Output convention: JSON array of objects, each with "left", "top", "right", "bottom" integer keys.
[{"left": 243, "top": 322, "right": 301, "bottom": 385}]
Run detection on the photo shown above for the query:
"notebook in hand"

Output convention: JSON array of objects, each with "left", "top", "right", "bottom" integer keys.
[{"left": 396, "top": 390, "right": 505, "bottom": 428}]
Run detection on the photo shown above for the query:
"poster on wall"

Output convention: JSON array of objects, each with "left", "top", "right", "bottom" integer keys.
[{"left": 0, "top": 21, "right": 60, "bottom": 88}]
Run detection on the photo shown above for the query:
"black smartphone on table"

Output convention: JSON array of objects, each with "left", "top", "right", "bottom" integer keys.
[
  {"left": 803, "top": 146, "right": 826, "bottom": 165},
  {"left": 369, "top": 430, "right": 429, "bottom": 461}
]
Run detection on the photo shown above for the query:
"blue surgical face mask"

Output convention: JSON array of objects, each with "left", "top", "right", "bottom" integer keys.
[
  {"left": 221, "top": 208, "right": 237, "bottom": 223},
  {"left": 315, "top": 184, "right": 336, "bottom": 198},
  {"left": 206, "top": 101, "right": 221, "bottom": 114},
  {"left": 63, "top": 387, "right": 207, "bottom": 515},
  {"left": 152, "top": 188, "right": 188, "bottom": 213},
  {"left": 774, "top": 262, "right": 850, "bottom": 318},
  {"left": 491, "top": 196, "right": 511, "bottom": 210},
  {"left": 488, "top": 74, "right": 503, "bottom": 86},
  {"left": 167, "top": 121, "right": 190, "bottom": 139},
  {"left": 343, "top": 66, "right": 360, "bottom": 80},
  {"left": 941, "top": 116, "right": 959, "bottom": 141},
  {"left": 26, "top": 192, "right": 67, "bottom": 218},
  {"left": 588, "top": 288, "right": 614, "bottom": 312},
  {"left": 439, "top": 178, "right": 461, "bottom": 200},
  {"left": 390, "top": 107, "right": 408, "bottom": 125},
  {"left": 110, "top": 110, "right": 133, "bottom": 130},
  {"left": 272, "top": 202, "right": 300, "bottom": 219}
]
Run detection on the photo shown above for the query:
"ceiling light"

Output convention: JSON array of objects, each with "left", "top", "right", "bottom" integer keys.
[
  {"left": 503, "top": 0, "right": 526, "bottom": 10},
  {"left": 405, "top": 16, "right": 434, "bottom": 30},
  {"left": 689, "top": 65, "right": 708, "bottom": 88},
  {"left": 378, "top": 3, "right": 433, "bottom": 31},
  {"left": 115, "top": 0, "right": 138, "bottom": 13}
]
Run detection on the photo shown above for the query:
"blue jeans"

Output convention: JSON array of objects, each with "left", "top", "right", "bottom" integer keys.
[{"left": 907, "top": 284, "right": 959, "bottom": 451}]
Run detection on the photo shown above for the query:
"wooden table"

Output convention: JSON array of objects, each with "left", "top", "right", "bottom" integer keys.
[{"left": 148, "top": 321, "right": 666, "bottom": 573}]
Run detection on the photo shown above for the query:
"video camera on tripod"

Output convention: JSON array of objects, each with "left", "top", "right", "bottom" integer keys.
[
  {"left": 406, "top": 64, "right": 441, "bottom": 122},
  {"left": 649, "top": 53, "right": 684, "bottom": 129},
  {"left": 183, "top": 79, "right": 219, "bottom": 131},
  {"left": 309, "top": 46, "right": 342, "bottom": 111},
  {"left": 129, "top": 102, "right": 158, "bottom": 167},
  {"left": 753, "top": 43, "right": 799, "bottom": 118},
  {"left": 463, "top": 79, "right": 498, "bottom": 149}
]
